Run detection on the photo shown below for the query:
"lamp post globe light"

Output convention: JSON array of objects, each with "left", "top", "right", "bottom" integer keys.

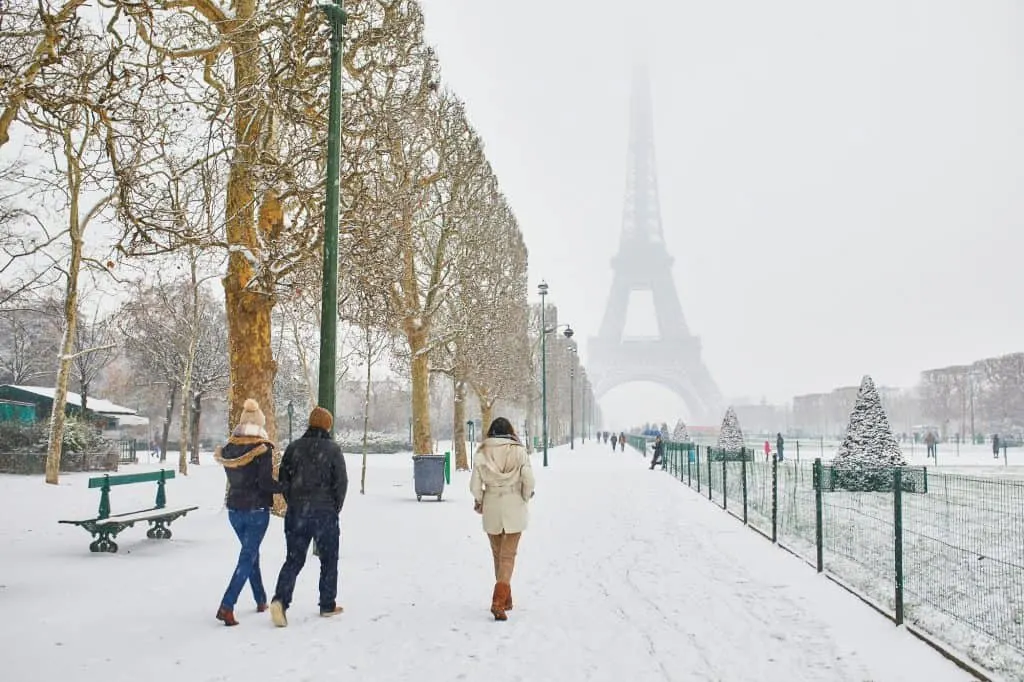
[{"left": 538, "top": 282, "right": 549, "bottom": 467}]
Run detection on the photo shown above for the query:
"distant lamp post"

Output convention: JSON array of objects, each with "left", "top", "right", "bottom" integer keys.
[
  {"left": 467, "top": 419, "right": 475, "bottom": 467},
  {"left": 286, "top": 400, "right": 295, "bottom": 443},
  {"left": 538, "top": 281, "right": 549, "bottom": 467},
  {"left": 565, "top": 331, "right": 576, "bottom": 450}
]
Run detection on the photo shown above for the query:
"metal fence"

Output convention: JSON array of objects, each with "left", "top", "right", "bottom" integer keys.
[{"left": 651, "top": 441, "right": 1024, "bottom": 680}]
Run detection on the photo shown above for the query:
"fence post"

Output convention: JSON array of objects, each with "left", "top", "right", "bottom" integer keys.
[
  {"left": 894, "top": 466, "right": 905, "bottom": 625},
  {"left": 687, "top": 445, "right": 693, "bottom": 487},
  {"left": 771, "top": 451, "right": 778, "bottom": 543},
  {"left": 696, "top": 447, "right": 701, "bottom": 493},
  {"left": 707, "top": 447, "right": 713, "bottom": 500},
  {"left": 741, "top": 448, "right": 748, "bottom": 524},
  {"left": 813, "top": 458, "right": 823, "bottom": 573},
  {"left": 722, "top": 452, "right": 728, "bottom": 510}
]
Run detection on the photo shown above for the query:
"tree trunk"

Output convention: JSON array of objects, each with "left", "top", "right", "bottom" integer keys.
[
  {"left": 160, "top": 384, "right": 177, "bottom": 462},
  {"left": 221, "top": 3, "right": 278, "bottom": 443},
  {"left": 453, "top": 379, "right": 468, "bottom": 470},
  {"left": 80, "top": 380, "right": 89, "bottom": 421},
  {"left": 190, "top": 394, "right": 202, "bottom": 465},
  {"left": 178, "top": 387, "right": 190, "bottom": 476},
  {"left": 481, "top": 401, "right": 494, "bottom": 442},
  {"left": 44, "top": 133, "right": 86, "bottom": 485},
  {"left": 408, "top": 329, "right": 432, "bottom": 455},
  {"left": 360, "top": 348, "right": 372, "bottom": 495}
]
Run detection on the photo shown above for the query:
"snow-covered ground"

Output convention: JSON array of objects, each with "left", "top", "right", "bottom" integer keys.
[{"left": 0, "top": 442, "right": 982, "bottom": 682}]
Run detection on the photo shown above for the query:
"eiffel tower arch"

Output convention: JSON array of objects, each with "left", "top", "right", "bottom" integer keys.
[{"left": 588, "top": 65, "right": 723, "bottom": 425}]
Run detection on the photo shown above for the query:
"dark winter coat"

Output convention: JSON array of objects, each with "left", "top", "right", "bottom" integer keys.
[
  {"left": 652, "top": 439, "right": 665, "bottom": 459},
  {"left": 279, "top": 427, "right": 348, "bottom": 515},
  {"left": 215, "top": 437, "right": 282, "bottom": 510}
]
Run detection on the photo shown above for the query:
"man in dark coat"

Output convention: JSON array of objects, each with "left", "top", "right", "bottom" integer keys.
[
  {"left": 270, "top": 406, "right": 348, "bottom": 627},
  {"left": 776, "top": 432, "right": 785, "bottom": 462}
]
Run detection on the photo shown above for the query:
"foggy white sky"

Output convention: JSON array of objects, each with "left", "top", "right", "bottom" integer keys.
[{"left": 419, "top": 0, "right": 1024, "bottom": 424}]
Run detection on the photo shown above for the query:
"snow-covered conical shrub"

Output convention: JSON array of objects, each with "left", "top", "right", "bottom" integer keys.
[
  {"left": 716, "top": 407, "right": 745, "bottom": 452},
  {"left": 672, "top": 419, "right": 690, "bottom": 443},
  {"left": 832, "top": 375, "right": 906, "bottom": 490}
]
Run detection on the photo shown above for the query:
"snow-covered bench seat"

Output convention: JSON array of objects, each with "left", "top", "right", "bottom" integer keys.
[{"left": 58, "top": 469, "right": 197, "bottom": 553}]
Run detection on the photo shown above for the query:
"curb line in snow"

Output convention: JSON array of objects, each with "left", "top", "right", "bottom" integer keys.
[{"left": 679, "top": 478, "right": 1001, "bottom": 682}]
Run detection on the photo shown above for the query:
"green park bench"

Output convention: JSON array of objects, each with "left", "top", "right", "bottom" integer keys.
[{"left": 58, "top": 469, "right": 197, "bottom": 553}]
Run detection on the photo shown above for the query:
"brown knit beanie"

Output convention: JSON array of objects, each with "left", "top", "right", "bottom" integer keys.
[{"left": 309, "top": 406, "right": 333, "bottom": 431}]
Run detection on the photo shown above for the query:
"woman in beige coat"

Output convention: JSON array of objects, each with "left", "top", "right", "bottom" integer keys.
[{"left": 470, "top": 417, "right": 536, "bottom": 621}]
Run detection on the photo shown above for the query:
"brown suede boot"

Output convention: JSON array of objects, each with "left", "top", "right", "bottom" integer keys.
[
  {"left": 505, "top": 585, "right": 513, "bottom": 611},
  {"left": 491, "top": 582, "right": 510, "bottom": 621}
]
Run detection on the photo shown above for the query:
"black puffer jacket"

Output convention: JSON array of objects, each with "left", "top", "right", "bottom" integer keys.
[
  {"left": 279, "top": 427, "right": 348, "bottom": 514},
  {"left": 216, "top": 437, "right": 282, "bottom": 510}
]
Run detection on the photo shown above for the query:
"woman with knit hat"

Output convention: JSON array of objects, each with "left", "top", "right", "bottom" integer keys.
[
  {"left": 214, "top": 398, "right": 282, "bottom": 626},
  {"left": 269, "top": 405, "right": 348, "bottom": 627},
  {"left": 470, "top": 417, "right": 536, "bottom": 621}
]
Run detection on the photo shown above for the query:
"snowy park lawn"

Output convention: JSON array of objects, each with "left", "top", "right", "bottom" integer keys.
[
  {"left": 0, "top": 443, "right": 981, "bottom": 682},
  {"left": 712, "top": 453, "right": 1024, "bottom": 679}
]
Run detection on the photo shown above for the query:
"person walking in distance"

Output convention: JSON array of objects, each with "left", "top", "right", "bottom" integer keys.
[
  {"left": 649, "top": 435, "right": 665, "bottom": 470},
  {"left": 619, "top": 431, "right": 626, "bottom": 452},
  {"left": 610, "top": 433, "right": 618, "bottom": 451},
  {"left": 214, "top": 399, "right": 282, "bottom": 626},
  {"left": 470, "top": 417, "right": 536, "bottom": 621},
  {"left": 269, "top": 406, "right": 348, "bottom": 627},
  {"left": 776, "top": 432, "right": 785, "bottom": 462}
]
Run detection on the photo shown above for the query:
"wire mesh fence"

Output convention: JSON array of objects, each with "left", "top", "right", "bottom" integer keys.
[{"left": 658, "top": 440, "right": 1024, "bottom": 680}]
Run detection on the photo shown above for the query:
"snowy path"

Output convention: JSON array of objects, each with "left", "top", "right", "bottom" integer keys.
[{"left": 1, "top": 442, "right": 976, "bottom": 682}]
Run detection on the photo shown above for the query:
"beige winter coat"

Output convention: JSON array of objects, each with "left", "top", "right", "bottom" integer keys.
[{"left": 470, "top": 436, "right": 536, "bottom": 535}]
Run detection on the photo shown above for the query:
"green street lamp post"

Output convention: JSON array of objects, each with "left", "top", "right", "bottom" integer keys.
[
  {"left": 538, "top": 282, "right": 549, "bottom": 466},
  {"left": 316, "top": 0, "right": 347, "bottom": 430},
  {"left": 467, "top": 419, "right": 475, "bottom": 467}
]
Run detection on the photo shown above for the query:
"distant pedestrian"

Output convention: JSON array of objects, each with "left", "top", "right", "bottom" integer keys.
[
  {"left": 993, "top": 434, "right": 1000, "bottom": 459},
  {"left": 649, "top": 435, "right": 665, "bottom": 470},
  {"left": 925, "top": 431, "right": 937, "bottom": 459},
  {"left": 776, "top": 432, "right": 784, "bottom": 461},
  {"left": 270, "top": 406, "right": 348, "bottom": 627},
  {"left": 470, "top": 417, "right": 536, "bottom": 622},
  {"left": 214, "top": 398, "right": 281, "bottom": 627},
  {"left": 764, "top": 440, "right": 771, "bottom": 461},
  {"left": 619, "top": 432, "right": 626, "bottom": 452},
  {"left": 611, "top": 434, "right": 618, "bottom": 450}
]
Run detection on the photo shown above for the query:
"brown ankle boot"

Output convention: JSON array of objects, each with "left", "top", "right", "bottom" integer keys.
[
  {"left": 215, "top": 606, "right": 238, "bottom": 626},
  {"left": 505, "top": 585, "right": 513, "bottom": 611},
  {"left": 491, "top": 582, "right": 510, "bottom": 621}
]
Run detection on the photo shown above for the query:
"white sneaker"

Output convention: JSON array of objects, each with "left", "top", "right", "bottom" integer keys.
[{"left": 269, "top": 600, "right": 288, "bottom": 628}]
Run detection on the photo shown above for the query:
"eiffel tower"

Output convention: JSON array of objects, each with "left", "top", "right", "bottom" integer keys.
[{"left": 588, "top": 64, "right": 723, "bottom": 424}]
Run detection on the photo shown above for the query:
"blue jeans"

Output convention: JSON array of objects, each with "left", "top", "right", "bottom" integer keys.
[
  {"left": 273, "top": 509, "right": 340, "bottom": 611},
  {"left": 221, "top": 508, "right": 270, "bottom": 609}
]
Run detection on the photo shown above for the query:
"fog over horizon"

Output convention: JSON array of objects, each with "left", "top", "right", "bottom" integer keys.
[{"left": 418, "top": 0, "right": 1024, "bottom": 427}]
